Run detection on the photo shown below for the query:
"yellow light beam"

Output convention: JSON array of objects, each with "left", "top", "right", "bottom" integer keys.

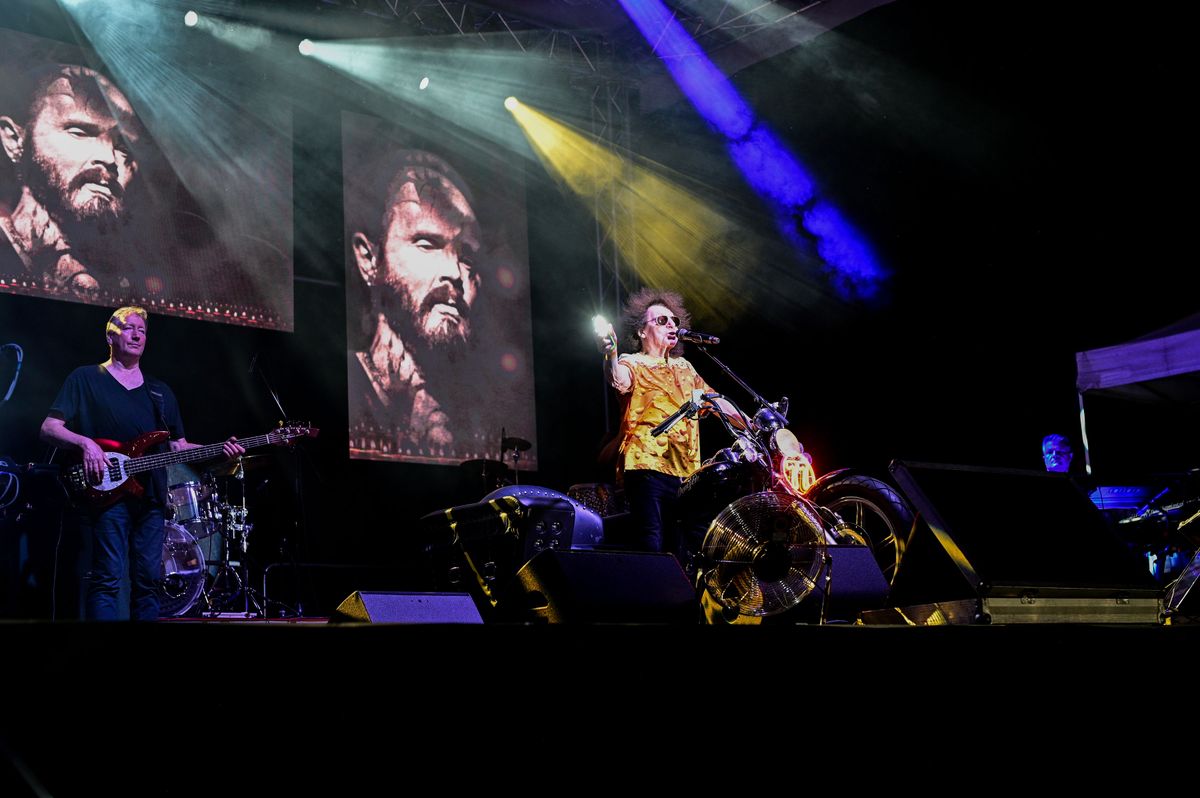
[{"left": 508, "top": 100, "right": 772, "bottom": 324}]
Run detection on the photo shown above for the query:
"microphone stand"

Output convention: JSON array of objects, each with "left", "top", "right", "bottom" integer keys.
[
  {"left": 249, "top": 355, "right": 308, "bottom": 618},
  {"left": 690, "top": 345, "right": 783, "bottom": 421}
]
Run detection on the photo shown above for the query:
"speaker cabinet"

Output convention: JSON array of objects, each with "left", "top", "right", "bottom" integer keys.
[
  {"left": 887, "top": 461, "right": 1161, "bottom": 611},
  {"left": 329, "top": 592, "right": 484, "bottom": 624},
  {"left": 806, "top": 545, "right": 891, "bottom": 622},
  {"left": 498, "top": 550, "right": 698, "bottom": 623}
]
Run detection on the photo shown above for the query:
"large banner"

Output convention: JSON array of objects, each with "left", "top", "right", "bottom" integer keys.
[
  {"left": 343, "top": 110, "right": 537, "bottom": 468},
  {"left": 0, "top": 27, "right": 294, "bottom": 330}
]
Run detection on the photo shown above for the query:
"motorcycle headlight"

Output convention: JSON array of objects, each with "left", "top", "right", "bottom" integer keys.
[
  {"left": 772, "top": 429, "right": 815, "bottom": 494},
  {"left": 771, "top": 428, "right": 803, "bottom": 458}
]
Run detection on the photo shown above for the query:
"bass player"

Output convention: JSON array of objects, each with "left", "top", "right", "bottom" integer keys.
[{"left": 40, "top": 305, "right": 244, "bottom": 621}]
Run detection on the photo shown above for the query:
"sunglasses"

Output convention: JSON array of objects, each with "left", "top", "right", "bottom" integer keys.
[{"left": 647, "top": 315, "right": 681, "bottom": 327}]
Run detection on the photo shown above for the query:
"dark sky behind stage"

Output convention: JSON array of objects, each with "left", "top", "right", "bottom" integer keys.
[{"left": 1, "top": 0, "right": 1194, "bottom": 574}]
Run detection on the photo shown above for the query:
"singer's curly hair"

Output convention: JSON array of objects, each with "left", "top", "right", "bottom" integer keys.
[{"left": 620, "top": 286, "right": 691, "bottom": 356}]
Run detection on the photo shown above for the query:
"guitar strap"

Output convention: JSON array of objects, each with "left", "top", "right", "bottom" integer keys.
[
  {"left": 144, "top": 379, "right": 171, "bottom": 505},
  {"left": 145, "top": 381, "right": 168, "bottom": 432}
]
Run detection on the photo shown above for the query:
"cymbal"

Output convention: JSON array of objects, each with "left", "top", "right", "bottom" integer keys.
[
  {"left": 207, "top": 455, "right": 273, "bottom": 477},
  {"left": 460, "top": 458, "right": 510, "bottom": 478},
  {"left": 501, "top": 436, "right": 532, "bottom": 453}
]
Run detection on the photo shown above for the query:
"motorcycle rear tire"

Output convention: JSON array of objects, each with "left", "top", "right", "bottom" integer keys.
[{"left": 807, "top": 473, "right": 914, "bottom": 585}]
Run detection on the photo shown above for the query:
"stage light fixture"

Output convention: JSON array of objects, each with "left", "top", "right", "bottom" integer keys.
[
  {"left": 298, "top": 38, "right": 314, "bottom": 56},
  {"left": 418, "top": 76, "right": 430, "bottom": 90},
  {"left": 184, "top": 10, "right": 198, "bottom": 27},
  {"left": 504, "top": 96, "right": 519, "bottom": 111}
]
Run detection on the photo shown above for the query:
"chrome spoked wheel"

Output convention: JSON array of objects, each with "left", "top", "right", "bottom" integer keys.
[{"left": 808, "top": 474, "right": 914, "bottom": 585}]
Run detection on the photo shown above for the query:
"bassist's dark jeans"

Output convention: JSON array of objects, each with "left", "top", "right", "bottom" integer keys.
[{"left": 82, "top": 498, "right": 164, "bottom": 621}]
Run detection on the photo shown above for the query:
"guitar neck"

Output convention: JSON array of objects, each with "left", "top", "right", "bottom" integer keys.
[{"left": 124, "top": 432, "right": 278, "bottom": 476}]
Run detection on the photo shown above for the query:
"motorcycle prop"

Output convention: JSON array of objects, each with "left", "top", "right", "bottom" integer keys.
[{"left": 660, "top": 341, "right": 915, "bottom": 621}]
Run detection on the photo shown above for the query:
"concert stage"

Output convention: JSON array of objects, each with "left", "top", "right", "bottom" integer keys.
[{"left": 3, "top": 1, "right": 1196, "bottom": 789}]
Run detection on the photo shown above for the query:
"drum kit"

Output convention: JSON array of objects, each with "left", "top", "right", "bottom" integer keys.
[
  {"left": 459, "top": 431, "right": 532, "bottom": 497},
  {"left": 157, "top": 455, "right": 267, "bottom": 617}
]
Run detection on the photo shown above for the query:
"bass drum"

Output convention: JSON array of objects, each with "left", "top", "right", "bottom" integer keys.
[
  {"left": 158, "top": 521, "right": 207, "bottom": 617},
  {"left": 806, "top": 470, "right": 915, "bottom": 585}
]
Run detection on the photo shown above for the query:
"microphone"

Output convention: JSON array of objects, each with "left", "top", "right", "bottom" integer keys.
[{"left": 677, "top": 328, "right": 720, "bottom": 345}]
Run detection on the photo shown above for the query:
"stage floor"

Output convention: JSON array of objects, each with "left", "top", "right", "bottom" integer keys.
[{"left": 1, "top": 618, "right": 1192, "bottom": 793}]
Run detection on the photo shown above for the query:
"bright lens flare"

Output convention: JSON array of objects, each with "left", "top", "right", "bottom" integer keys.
[
  {"left": 183, "top": 10, "right": 198, "bottom": 27},
  {"left": 592, "top": 315, "right": 613, "bottom": 337},
  {"left": 418, "top": 76, "right": 429, "bottom": 90},
  {"left": 298, "top": 38, "right": 315, "bottom": 56}
]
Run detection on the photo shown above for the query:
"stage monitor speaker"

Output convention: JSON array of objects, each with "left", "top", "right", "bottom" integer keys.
[
  {"left": 329, "top": 591, "right": 484, "bottom": 624},
  {"left": 754, "top": 545, "right": 891, "bottom": 624},
  {"left": 812, "top": 545, "right": 891, "bottom": 621},
  {"left": 498, "top": 549, "right": 698, "bottom": 624},
  {"left": 887, "top": 461, "right": 1161, "bottom": 608}
]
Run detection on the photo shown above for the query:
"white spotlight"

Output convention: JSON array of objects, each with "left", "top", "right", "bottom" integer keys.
[
  {"left": 298, "top": 38, "right": 315, "bottom": 56},
  {"left": 184, "top": 10, "right": 198, "bottom": 27},
  {"left": 418, "top": 76, "right": 430, "bottom": 90},
  {"left": 504, "top": 96, "right": 519, "bottom": 111}
]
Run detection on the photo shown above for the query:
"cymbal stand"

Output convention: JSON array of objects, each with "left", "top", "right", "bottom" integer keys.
[
  {"left": 507, "top": 447, "right": 522, "bottom": 486},
  {"left": 204, "top": 457, "right": 264, "bottom": 618}
]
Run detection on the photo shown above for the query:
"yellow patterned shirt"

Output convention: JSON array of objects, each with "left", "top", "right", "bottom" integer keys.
[{"left": 616, "top": 352, "right": 712, "bottom": 481}]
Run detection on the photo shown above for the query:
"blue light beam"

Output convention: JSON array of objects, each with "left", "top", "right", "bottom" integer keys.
[{"left": 617, "top": 0, "right": 886, "bottom": 302}]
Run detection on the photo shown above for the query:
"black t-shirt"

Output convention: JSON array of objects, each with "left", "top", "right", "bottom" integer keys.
[{"left": 49, "top": 365, "right": 185, "bottom": 506}]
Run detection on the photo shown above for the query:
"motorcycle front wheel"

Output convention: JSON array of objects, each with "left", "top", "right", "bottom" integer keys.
[{"left": 806, "top": 472, "right": 914, "bottom": 585}]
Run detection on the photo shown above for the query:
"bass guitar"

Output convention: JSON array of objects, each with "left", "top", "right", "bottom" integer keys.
[{"left": 62, "top": 422, "right": 318, "bottom": 510}]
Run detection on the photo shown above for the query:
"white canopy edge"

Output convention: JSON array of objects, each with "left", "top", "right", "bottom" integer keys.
[{"left": 1075, "top": 328, "right": 1200, "bottom": 393}]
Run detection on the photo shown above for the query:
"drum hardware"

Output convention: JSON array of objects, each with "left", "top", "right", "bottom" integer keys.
[
  {"left": 499, "top": 428, "right": 531, "bottom": 487},
  {"left": 206, "top": 454, "right": 273, "bottom": 477},
  {"left": 200, "top": 456, "right": 265, "bottom": 618},
  {"left": 460, "top": 458, "right": 511, "bottom": 497},
  {"left": 501, "top": 436, "right": 532, "bottom": 454}
]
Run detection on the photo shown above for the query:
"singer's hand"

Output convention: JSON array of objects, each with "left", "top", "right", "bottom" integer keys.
[{"left": 597, "top": 326, "right": 618, "bottom": 357}]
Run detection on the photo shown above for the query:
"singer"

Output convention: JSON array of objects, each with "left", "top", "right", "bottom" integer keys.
[{"left": 597, "top": 287, "right": 738, "bottom": 569}]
